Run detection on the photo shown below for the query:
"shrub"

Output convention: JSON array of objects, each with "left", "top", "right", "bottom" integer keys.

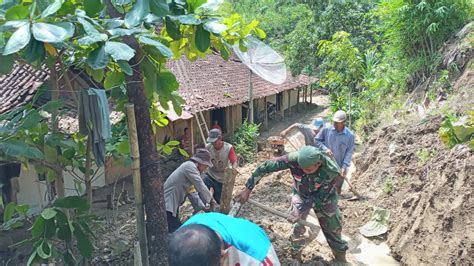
[{"left": 231, "top": 121, "right": 260, "bottom": 165}]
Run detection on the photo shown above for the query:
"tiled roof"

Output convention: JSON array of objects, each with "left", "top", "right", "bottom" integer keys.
[
  {"left": 0, "top": 64, "right": 49, "bottom": 114},
  {"left": 167, "top": 52, "right": 313, "bottom": 112},
  {"left": 1, "top": 53, "right": 314, "bottom": 115}
]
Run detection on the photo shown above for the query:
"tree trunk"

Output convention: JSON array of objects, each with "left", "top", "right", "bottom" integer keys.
[
  {"left": 105, "top": 2, "right": 169, "bottom": 265},
  {"left": 123, "top": 47, "right": 169, "bottom": 265},
  {"left": 49, "top": 64, "right": 65, "bottom": 198}
]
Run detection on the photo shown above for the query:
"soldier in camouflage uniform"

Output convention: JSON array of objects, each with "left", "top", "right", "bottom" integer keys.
[{"left": 235, "top": 146, "right": 348, "bottom": 262}]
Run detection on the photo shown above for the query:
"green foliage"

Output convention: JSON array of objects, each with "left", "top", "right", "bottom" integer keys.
[
  {"left": 382, "top": 176, "right": 394, "bottom": 194},
  {"left": 231, "top": 121, "right": 260, "bottom": 165},
  {"left": 416, "top": 149, "right": 432, "bottom": 165},
  {"left": 20, "top": 196, "right": 96, "bottom": 265},
  {"left": 233, "top": 0, "right": 378, "bottom": 76},
  {"left": 375, "top": 0, "right": 473, "bottom": 85},
  {"left": 439, "top": 111, "right": 474, "bottom": 150},
  {"left": 0, "top": 202, "right": 30, "bottom": 231}
]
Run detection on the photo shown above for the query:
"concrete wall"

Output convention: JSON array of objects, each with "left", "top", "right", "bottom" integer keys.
[{"left": 14, "top": 156, "right": 130, "bottom": 214}]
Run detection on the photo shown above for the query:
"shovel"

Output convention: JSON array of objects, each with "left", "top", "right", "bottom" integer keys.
[{"left": 229, "top": 198, "right": 321, "bottom": 237}]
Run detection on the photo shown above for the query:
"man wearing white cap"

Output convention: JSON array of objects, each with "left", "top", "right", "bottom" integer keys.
[
  {"left": 315, "top": 110, "right": 355, "bottom": 194},
  {"left": 164, "top": 149, "right": 214, "bottom": 232},
  {"left": 280, "top": 118, "right": 325, "bottom": 147}
]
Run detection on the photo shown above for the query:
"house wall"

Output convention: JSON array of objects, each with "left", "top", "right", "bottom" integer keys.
[
  {"left": 14, "top": 156, "right": 130, "bottom": 214},
  {"left": 282, "top": 89, "right": 299, "bottom": 109}
]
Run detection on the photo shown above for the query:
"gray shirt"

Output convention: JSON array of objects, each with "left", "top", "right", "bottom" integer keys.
[
  {"left": 164, "top": 161, "right": 213, "bottom": 216},
  {"left": 297, "top": 124, "right": 317, "bottom": 146}
]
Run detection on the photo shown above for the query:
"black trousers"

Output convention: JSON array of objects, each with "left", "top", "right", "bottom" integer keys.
[
  {"left": 203, "top": 173, "right": 223, "bottom": 204},
  {"left": 167, "top": 211, "right": 182, "bottom": 233}
]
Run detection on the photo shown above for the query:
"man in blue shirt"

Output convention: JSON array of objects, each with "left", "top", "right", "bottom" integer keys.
[
  {"left": 315, "top": 110, "right": 355, "bottom": 194},
  {"left": 168, "top": 212, "right": 280, "bottom": 266}
]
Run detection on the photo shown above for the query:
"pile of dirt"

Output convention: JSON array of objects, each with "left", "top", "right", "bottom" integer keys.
[{"left": 347, "top": 24, "right": 473, "bottom": 265}]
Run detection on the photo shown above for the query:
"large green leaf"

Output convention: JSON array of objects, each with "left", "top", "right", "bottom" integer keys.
[
  {"left": 74, "top": 226, "right": 93, "bottom": 258},
  {"left": 165, "top": 16, "right": 181, "bottom": 40},
  {"left": 84, "top": 0, "right": 104, "bottom": 17},
  {"left": 117, "top": 60, "right": 133, "bottom": 75},
  {"left": 0, "top": 54, "right": 14, "bottom": 74},
  {"left": 171, "top": 14, "right": 201, "bottom": 25},
  {"left": 31, "top": 216, "right": 45, "bottom": 238},
  {"left": 107, "top": 28, "right": 146, "bottom": 37},
  {"left": 41, "top": 208, "right": 57, "bottom": 220},
  {"left": 87, "top": 45, "right": 110, "bottom": 70},
  {"left": 0, "top": 20, "right": 28, "bottom": 31},
  {"left": 41, "top": 0, "right": 64, "bottom": 18},
  {"left": 157, "top": 71, "right": 178, "bottom": 94},
  {"left": 91, "top": 68, "right": 104, "bottom": 82},
  {"left": 5, "top": 5, "right": 29, "bottom": 20},
  {"left": 141, "top": 57, "right": 157, "bottom": 95},
  {"left": 187, "top": 0, "right": 207, "bottom": 11},
  {"left": 150, "top": 0, "right": 168, "bottom": 17},
  {"left": 138, "top": 36, "right": 172, "bottom": 58},
  {"left": 22, "top": 39, "right": 45, "bottom": 64},
  {"left": 104, "top": 71, "right": 125, "bottom": 90},
  {"left": 0, "top": 140, "right": 44, "bottom": 159},
  {"left": 195, "top": 24, "right": 210, "bottom": 52},
  {"left": 32, "top": 22, "right": 73, "bottom": 43},
  {"left": 124, "top": 0, "right": 150, "bottom": 28},
  {"left": 54, "top": 196, "right": 89, "bottom": 211},
  {"left": 40, "top": 100, "right": 64, "bottom": 112},
  {"left": 204, "top": 20, "right": 227, "bottom": 34},
  {"left": 36, "top": 241, "right": 52, "bottom": 259},
  {"left": 2, "top": 23, "right": 30, "bottom": 55},
  {"left": 115, "top": 140, "right": 130, "bottom": 154},
  {"left": 104, "top": 41, "right": 135, "bottom": 61},
  {"left": 20, "top": 110, "right": 42, "bottom": 129},
  {"left": 77, "top": 17, "right": 107, "bottom": 45},
  {"left": 26, "top": 250, "right": 38, "bottom": 266},
  {"left": 3, "top": 202, "right": 16, "bottom": 221}
]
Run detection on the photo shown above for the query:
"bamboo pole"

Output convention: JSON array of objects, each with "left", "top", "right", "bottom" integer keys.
[
  {"left": 248, "top": 70, "right": 254, "bottom": 123},
  {"left": 85, "top": 137, "right": 93, "bottom": 205},
  {"left": 125, "top": 104, "right": 149, "bottom": 266},
  {"left": 263, "top": 96, "right": 268, "bottom": 131}
]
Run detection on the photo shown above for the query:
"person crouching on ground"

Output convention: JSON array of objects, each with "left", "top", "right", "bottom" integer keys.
[
  {"left": 168, "top": 212, "right": 280, "bottom": 266},
  {"left": 204, "top": 129, "right": 238, "bottom": 203},
  {"left": 235, "top": 146, "right": 348, "bottom": 262},
  {"left": 164, "top": 149, "right": 214, "bottom": 232}
]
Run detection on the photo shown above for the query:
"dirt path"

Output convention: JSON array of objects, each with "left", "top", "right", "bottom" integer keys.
[
  {"left": 89, "top": 96, "right": 400, "bottom": 265},
  {"left": 232, "top": 97, "right": 398, "bottom": 265}
]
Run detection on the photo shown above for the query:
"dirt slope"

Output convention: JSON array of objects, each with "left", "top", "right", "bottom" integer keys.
[{"left": 348, "top": 24, "right": 473, "bottom": 265}]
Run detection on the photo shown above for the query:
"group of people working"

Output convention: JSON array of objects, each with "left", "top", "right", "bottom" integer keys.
[{"left": 165, "top": 110, "right": 355, "bottom": 265}]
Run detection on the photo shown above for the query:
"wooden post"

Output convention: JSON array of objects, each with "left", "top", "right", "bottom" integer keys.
[
  {"left": 248, "top": 70, "right": 254, "bottom": 123},
  {"left": 188, "top": 119, "right": 194, "bottom": 155},
  {"left": 279, "top": 93, "right": 284, "bottom": 119},
  {"left": 85, "top": 137, "right": 93, "bottom": 205},
  {"left": 297, "top": 88, "right": 300, "bottom": 112},
  {"left": 263, "top": 96, "right": 268, "bottom": 131},
  {"left": 309, "top": 85, "right": 313, "bottom": 105},
  {"left": 288, "top": 90, "right": 291, "bottom": 115},
  {"left": 125, "top": 104, "right": 149, "bottom": 266},
  {"left": 229, "top": 106, "right": 234, "bottom": 135},
  {"left": 219, "top": 168, "right": 239, "bottom": 214}
]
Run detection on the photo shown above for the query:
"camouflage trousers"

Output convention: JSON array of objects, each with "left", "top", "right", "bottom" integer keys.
[{"left": 289, "top": 190, "right": 348, "bottom": 253}]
